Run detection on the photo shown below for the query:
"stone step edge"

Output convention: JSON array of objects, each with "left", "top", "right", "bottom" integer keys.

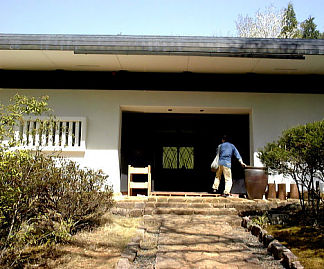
[
  {"left": 111, "top": 207, "right": 239, "bottom": 216},
  {"left": 115, "top": 197, "right": 300, "bottom": 203},
  {"left": 117, "top": 198, "right": 250, "bottom": 204},
  {"left": 115, "top": 200, "right": 299, "bottom": 206},
  {"left": 116, "top": 202, "right": 237, "bottom": 209},
  {"left": 113, "top": 202, "right": 285, "bottom": 211}
]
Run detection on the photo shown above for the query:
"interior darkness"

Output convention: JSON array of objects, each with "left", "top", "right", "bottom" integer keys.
[{"left": 120, "top": 112, "right": 250, "bottom": 193}]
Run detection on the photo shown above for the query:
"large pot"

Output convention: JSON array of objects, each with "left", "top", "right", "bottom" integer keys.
[{"left": 244, "top": 166, "right": 268, "bottom": 199}]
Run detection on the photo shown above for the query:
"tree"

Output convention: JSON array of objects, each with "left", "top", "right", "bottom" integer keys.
[
  {"left": 0, "top": 94, "right": 51, "bottom": 150},
  {"left": 300, "top": 16, "right": 320, "bottom": 39},
  {"left": 235, "top": 3, "right": 321, "bottom": 39},
  {"left": 235, "top": 5, "right": 284, "bottom": 38},
  {"left": 259, "top": 120, "right": 324, "bottom": 225},
  {"left": 280, "top": 2, "right": 299, "bottom": 38}
]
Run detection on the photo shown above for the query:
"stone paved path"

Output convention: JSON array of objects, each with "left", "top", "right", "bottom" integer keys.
[
  {"left": 114, "top": 197, "right": 300, "bottom": 268},
  {"left": 134, "top": 214, "right": 284, "bottom": 269}
]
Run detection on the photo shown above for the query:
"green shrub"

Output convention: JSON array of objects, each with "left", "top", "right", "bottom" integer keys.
[
  {"left": 0, "top": 150, "right": 113, "bottom": 268},
  {"left": 259, "top": 120, "right": 324, "bottom": 225},
  {"left": 251, "top": 213, "right": 270, "bottom": 228},
  {"left": 0, "top": 94, "right": 114, "bottom": 267}
]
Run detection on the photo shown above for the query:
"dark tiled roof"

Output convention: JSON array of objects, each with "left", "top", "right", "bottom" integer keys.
[{"left": 1, "top": 34, "right": 324, "bottom": 57}]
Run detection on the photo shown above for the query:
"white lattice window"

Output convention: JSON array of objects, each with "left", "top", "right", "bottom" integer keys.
[{"left": 16, "top": 117, "right": 86, "bottom": 151}]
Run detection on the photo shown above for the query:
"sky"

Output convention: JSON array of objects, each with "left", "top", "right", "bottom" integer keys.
[{"left": 0, "top": 0, "right": 323, "bottom": 37}]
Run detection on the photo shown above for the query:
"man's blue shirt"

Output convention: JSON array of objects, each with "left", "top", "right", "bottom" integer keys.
[{"left": 217, "top": 142, "right": 242, "bottom": 168}]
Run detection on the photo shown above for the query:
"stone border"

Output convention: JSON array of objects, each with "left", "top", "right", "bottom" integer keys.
[
  {"left": 115, "top": 221, "right": 145, "bottom": 269},
  {"left": 241, "top": 217, "right": 304, "bottom": 269}
]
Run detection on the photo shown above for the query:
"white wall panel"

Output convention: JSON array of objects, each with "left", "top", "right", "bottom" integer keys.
[{"left": 1, "top": 88, "right": 324, "bottom": 192}]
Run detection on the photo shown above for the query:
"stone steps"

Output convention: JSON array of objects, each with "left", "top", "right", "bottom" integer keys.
[
  {"left": 115, "top": 196, "right": 300, "bottom": 269},
  {"left": 147, "top": 201, "right": 222, "bottom": 208},
  {"left": 112, "top": 196, "right": 299, "bottom": 217},
  {"left": 147, "top": 207, "right": 238, "bottom": 215}
]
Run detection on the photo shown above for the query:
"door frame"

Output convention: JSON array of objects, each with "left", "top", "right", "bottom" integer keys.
[{"left": 119, "top": 105, "right": 253, "bottom": 193}]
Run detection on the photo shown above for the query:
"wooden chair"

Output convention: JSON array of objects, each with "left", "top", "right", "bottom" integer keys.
[{"left": 128, "top": 165, "right": 151, "bottom": 196}]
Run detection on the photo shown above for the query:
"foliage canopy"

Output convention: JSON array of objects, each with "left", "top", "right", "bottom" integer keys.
[
  {"left": 259, "top": 120, "right": 324, "bottom": 224},
  {"left": 300, "top": 16, "right": 320, "bottom": 39},
  {"left": 280, "top": 3, "right": 299, "bottom": 38},
  {"left": 236, "top": 2, "right": 323, "bottom": 39}
]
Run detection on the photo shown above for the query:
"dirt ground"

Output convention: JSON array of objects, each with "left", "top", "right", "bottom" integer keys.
[{"left": 47, "top": 214, "right": 142, "bottom": 269}]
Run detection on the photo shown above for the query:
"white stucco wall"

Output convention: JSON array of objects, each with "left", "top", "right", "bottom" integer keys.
[{"left": 1, "top": 88, "right": 324, "bottom": 192}]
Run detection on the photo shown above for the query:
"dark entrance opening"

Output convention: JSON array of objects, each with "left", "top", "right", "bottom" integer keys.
[{"left": 120, "top": 112, "right": 250, "bottom": 193}]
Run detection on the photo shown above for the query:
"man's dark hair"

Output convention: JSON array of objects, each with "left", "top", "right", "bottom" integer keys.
[{"left": 222, "top": 135, "right": 230, "bottom": 142}]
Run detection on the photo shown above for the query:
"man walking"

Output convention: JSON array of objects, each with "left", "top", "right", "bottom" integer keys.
[{"left": 212, "top": 135, "right": 246, "bottom": 197}]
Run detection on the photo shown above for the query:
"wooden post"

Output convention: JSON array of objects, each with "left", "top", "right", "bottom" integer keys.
[
  {"left": 127, "top": 165, "right": 131, "bottom": 196},
  {"left": 266, "top": 183, "right": 276, "bottom": 199},
  {"left": 278, "top": 184, "right": 286, "bottom": 200},
  {"left": 148, "top": 165, "right": 151, "bottom": 196},
  {"left": 289, "top": 184, "right": 299, "bottom": 199}
]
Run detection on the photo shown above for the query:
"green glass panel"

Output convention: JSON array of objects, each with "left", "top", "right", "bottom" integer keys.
[
  {"left": 179, "top": 147, "right": 194, "bottom": 169},
  {"left": 163, "top": 147, "right": 178, "bottom": 169}
]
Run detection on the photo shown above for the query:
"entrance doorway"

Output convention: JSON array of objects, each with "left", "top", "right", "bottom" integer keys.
[{"left": 120, "top": 112, "right": 250, "bottom": 193}]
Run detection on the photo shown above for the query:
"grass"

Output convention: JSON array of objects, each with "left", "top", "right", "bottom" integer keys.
[
  {"left": 45, "top": 213, "right": 142, "bottom": 269},
  {"left": 266, "top": 224, "right": 324, "bottom": 269}
]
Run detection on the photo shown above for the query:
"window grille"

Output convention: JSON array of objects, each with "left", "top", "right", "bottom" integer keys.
[
  {"left": 163, "top": 146, "right": 194, "bottom": 169},
  {"left": 163, "top": 147, "right": 178, "bottom": 169},
  {"left": 179, "top": 147, "right": 194, "bottom": 169},
  {"left": 16, "top": 117, "right": 86, "bottom": 150}
]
